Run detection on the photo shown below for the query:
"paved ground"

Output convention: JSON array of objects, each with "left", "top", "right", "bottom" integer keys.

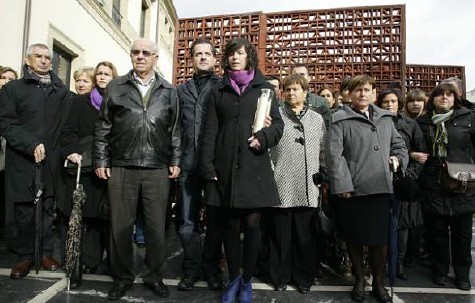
[{"left": 1, "top": 223, "right": 475, "bottom": 303}]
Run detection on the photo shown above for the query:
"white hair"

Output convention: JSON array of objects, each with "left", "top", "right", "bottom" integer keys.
[{"left": 26, "top": 43, "right": 51, "bottom": 58}]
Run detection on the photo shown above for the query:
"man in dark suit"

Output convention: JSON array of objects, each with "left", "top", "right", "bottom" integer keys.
[
  {"left": 0, "top": 43, "right": 70, "bottom": 279},
  {"left": 176, "top": 38, "right": 224, "bottom": 291}
]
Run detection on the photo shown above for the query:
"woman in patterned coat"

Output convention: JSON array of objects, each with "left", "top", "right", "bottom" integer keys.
[{"left": 269, "top": 73, "right": 327, "bottom": 293}]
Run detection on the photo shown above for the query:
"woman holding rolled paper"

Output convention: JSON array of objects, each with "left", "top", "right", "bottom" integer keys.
[
  {"left": 417, "top": 82, "right": 475, "bottom": 291},
  {"left": 200, "top": 37, "right": 284, "bottom": 303}
]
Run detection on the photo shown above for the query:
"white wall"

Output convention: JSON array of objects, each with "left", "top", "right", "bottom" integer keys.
[
  {"left": 157, "top": 1, "right": 175, "bottom": 81},
  {"left": 0, "top": 0, "right": 28, "bottom": 73},
  {"left": 127, "top": 0, "right": 141, "bottom": 36},
  {"left": 0, "top": 0, "right": 176, "bottom": 87}
]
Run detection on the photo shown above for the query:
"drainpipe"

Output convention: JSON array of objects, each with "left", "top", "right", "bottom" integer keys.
[{"left": 21, "top": 0, "right": 32, "bottom": 74}]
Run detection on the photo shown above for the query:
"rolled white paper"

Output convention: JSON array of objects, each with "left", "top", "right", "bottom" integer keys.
[{"left": 252, "top": 88, "right": 274, "bottom": 134}]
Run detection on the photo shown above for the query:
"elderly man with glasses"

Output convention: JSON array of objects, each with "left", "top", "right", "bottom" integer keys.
[{"left": 94, "top": 38, "right": 182, "bottom": 300}]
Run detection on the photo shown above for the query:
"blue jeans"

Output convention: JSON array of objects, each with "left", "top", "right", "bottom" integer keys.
[{"left": 178, "top": 173, "right": 203, "bottom": 280}]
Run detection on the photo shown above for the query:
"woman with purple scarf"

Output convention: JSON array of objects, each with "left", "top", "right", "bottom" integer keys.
[
  {"left": 200, "top": 38, "right": 284, "bottom": 303},
  {"left": 57, "top": 61, "right": 117, "bottom": 287}
]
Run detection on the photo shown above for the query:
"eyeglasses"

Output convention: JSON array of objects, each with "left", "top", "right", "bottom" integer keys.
[{"left": 130, "top": 49, "right": 156, "bottom": 57}]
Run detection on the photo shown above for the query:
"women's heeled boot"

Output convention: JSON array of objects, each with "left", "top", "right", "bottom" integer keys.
[
  {"left": 222, "top": 275, "right": 241, "bottom": 303},
  {"left": 239, "top": 277, "right": 252, "bottom": 303}
]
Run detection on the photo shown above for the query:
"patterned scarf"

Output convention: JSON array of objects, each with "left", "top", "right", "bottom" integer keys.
[
  {"left": 27, "top": 67, "right": 51, "bottom": 86},
  {"left": 431, "top": 109, "right": 453, "bottom": 158},
  {"left": 90, "top": 88, "right": 104, "bottom": 111},
  {"left": 228, "top": 69, "right": 255, "bottom": 95}
]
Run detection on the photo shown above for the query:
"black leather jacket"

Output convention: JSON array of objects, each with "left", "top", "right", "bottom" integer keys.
[{"left": 94, "top": 71, "right": 181, "bottom": 169}]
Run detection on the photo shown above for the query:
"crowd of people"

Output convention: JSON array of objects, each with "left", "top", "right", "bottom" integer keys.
[{"left": 0, "top": 36, "right": 474, "bottom": 303}]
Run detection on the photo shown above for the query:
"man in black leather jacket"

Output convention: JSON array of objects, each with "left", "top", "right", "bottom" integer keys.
[{"left": 94, "top": 38, "right": 181, "bottom": 301}]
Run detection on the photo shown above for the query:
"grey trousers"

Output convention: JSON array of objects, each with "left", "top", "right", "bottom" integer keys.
[{"left": 108, "top": 167, "right": 170, "bottom": 285}]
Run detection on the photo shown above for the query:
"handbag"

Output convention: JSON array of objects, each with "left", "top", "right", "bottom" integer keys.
[
  {"left": 316, "top": 206, "right": 335, "bottom": 235},
  {"left": 393, "top": 168, "right": 421, "bottom": 202},
  {"left": 439, "top": 161, "right": 475, "bottom": 193}
]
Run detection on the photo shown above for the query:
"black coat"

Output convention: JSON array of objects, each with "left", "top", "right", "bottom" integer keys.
[
  {"left": 199, "top": 69, "right": 284, "bottom": 208},
  {"left": 94, "top": 71, "right": 181, "bottom": 169},
  {"left": 57, "top": 94, "right": 107, "bottom": 218},
  {"left": 393, "top": 113, "right": 427, "bottom": 178},
  {"left": 417, "top": 107, "right": 475, "bottom": 216},
  {"left": 177, "top": 74, "right": 221, "bottom": 174},
  {"left": 0, "top": 65, "right": 71, "bottom": 203}
]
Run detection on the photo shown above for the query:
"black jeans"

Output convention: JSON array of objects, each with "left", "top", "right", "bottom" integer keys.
[
  {"left": 425, "top": 211, "right": 473, "bottom": 281},
  {"left": 108, "top": 167, "right": 170, "bottom": 285},
  {"left": 202, "top": 205, "right": 225, "bottom": 279}
]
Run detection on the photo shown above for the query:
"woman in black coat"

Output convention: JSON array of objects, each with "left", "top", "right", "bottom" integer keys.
[
  {"left": 377, "top": 88, "right": 428, "bottom": 281},
  {"left": 58, "top": 61, "right": 117, "bottom": 285},
  {"left": 417, "top": 83, "right": 475, "bottom": 291},
  {"left": 200, "top": 38, "right": 284, "bottom": 303}
]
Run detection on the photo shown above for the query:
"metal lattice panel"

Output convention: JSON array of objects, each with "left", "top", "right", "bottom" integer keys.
[
  {"left": 173, "top": 5, "right": 465, "bottom": 96},
  {"left": 406, "top": 64, "right": 465, "bottom": 94},
  {"left": 174, "top": 13, "right": 262, "bottom": 84},
  {"left": 174, "top": 6, "right": 405, "bottom": 92},
  {"left": 264, "top": 6, "right": 405, "bottom": 93}
]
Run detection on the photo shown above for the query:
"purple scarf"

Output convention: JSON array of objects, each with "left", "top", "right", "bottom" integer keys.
[
  {"left": 228, "top": 69, "right": 255, "bottom": 95},
  {"left": 90, "top": 88, "right": 103, "bottom": 111}
]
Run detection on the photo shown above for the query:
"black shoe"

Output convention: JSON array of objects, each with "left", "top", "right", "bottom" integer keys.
[
  {"left": 405, "top": 256, "right": 416, "bottom": 268},
  {"left": 433, "top": 276, "right": 447, "bottom": 286},
  {"left": 146, "top": 281, "right": 170, "bottom": 298},
  {"left": 315, "top": 265, "right": 325, "bottom": 279},
  {"left": 206, "top": 275, "right": 223, "bottom": 291},
  {"left": 108, "top": 283, "right": 131, "bottom": 300},
  {"left": 297, "top": 285, "right": 310, "bottom": 294},
  {"left": 456, "top": 280, "right": 471, "bottom": 291},
  {"left": 273, "top": 284, "right": 287, "bottom": 291},
  {"left": 396, "top": 263, "right": 408, "bottom": 281},
  {"left": 177, "top": 278, "right": 195, "bottom": 291},
  {"left": 351, "top": 284, "right": 365, "bottom": 302},
  {"left": 371, "top": 285, "right": 391, "bottom": 303},
  {"left": 83, "top": 266, "right": 98, "bottom": 274}
]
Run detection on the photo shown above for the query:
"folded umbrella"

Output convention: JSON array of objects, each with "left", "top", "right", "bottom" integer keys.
[
  {"left": 33, "top": 163, "right": 44, "bottom": 275},
  {"left": 65, "top": 162, "right": 87, "bottom": 291},
  {"left": 388, "top": 194, "right": 400, "bottom": 301}
]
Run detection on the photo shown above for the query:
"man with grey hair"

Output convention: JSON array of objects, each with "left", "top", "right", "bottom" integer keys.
[
  {"left": 0, "top": 43, "right": 70, "bottom": 279},
  {"left": 94, "top": 38, "right": 182, "bottom": 300}
]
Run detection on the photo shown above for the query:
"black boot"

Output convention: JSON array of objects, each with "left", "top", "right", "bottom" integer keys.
[{"left": 396, "top": 262, "right": 407, "bottom": 280}]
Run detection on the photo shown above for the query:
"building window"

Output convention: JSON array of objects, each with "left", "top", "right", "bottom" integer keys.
[
  {"left": 52, "top": 45, "right": 72, "bottom": 87},
  {"left": 112, "top": 0, "right": 121, "bottom": 27},
  {"left": 140, "top": 2, "right": 148, "bottom": 37}
]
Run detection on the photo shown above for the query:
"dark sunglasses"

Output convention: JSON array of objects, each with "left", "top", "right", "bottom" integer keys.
[{"left": 130, "top": 49, "right": 156, "bottom": 57}]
